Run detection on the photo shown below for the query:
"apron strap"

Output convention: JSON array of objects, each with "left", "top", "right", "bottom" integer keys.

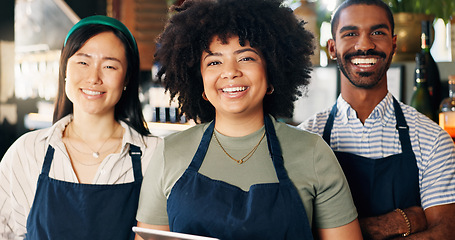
[
  {"left": 392, "top": 98, "right": 413, "bottom": 154},
  {"left": 41, "top": 146, "right": 55, "bottom": 176},
  {"left": 264, "top": 115, "right": 290, "bottom": 182},
  {"left": 187, "top": 121, "right": 215, "bottom": 172},
  {"left": 129, "top": 144, "right": 143, "bottom": 182},
  {"left": 322, "top": 103, "right": 337, "bottom": 145}
]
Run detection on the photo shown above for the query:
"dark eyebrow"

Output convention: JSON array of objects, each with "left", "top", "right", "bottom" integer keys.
[
  {"left": 339, "top": 24, "right": 390, "bottom": 34},
  {"left": 234, "top": 48, "right": 260, "bottom": 56},
  {"left": 339, "top": 25, "right": 358, "bottom": 34},
  {"left": 371, "top": 24, "right": 390, "bottom": 32},
  {"left": 203, "top": 51, "right": 220, "bottom": 61},
  {"left": 104, "top": 56, "right": 122, "bottom": 62},
  {"left": 203, "top": 48, "right": 260, "bottom": 60}
]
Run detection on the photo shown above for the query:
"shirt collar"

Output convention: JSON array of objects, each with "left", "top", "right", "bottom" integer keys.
[
  {"left": 337, "top": 92, "right": 395, "bottom": 126},
  {"left": 41, "top": 114, "right": 148, "bottom": 149}
]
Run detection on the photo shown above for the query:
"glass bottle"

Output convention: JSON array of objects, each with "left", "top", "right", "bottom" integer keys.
[
  {"left": 410, "top": 52, "right": 436, "bottom": 121},
  {"left": 293, "top": 0, "right": 319, "bottom": 66},
  {"left": 421, "top": 20, "right": 442, "bottom": 121},
  {"left": 439, "top": 75, "right": 455, "bottom": 141}
]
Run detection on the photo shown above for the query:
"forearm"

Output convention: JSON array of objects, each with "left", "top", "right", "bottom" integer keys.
[
  {"left": 390, "top": 204, "right": 455, "bottom": 240},
  {"left": 359, "top": 206, "right": 427, "bottom": 240},
  {"left": 390, "top": 225, "right": 450, "bottom": 240}
]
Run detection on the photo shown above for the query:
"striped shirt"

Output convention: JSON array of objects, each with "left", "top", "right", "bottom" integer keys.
[
  {"left": 299, "top": 92, "right": 455, "bottom": 211},
  {"left": 0, "top": 115, "right": 161, "bottom": 239}
]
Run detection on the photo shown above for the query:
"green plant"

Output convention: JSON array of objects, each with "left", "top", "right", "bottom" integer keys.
[{"left": 383, "top": 0, "right": 454, "bottom": 23}]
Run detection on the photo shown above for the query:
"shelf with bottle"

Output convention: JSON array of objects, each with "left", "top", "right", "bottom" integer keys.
[
  {"left": 420, "top": 20, "right": 442, "bottom": 121},
  {"left": 410, "top": 52, "right": 437, "bottom": 122},
  {"left": 439, "top": 75, "right": 455, "bottom": 142}
]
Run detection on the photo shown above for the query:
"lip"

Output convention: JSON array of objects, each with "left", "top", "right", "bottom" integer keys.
[
  {"left": 349, "top": 56, "right": 380, "bottom": 71},
  {"left": 219, "top": 85, "right": 249, "bottom": 98},
  {"left": 81, "top": 88, "right": 105, "bottom": 98}
]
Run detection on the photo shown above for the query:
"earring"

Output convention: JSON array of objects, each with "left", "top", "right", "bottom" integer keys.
[
  {"left": 266, "top": 86, "right": 274, "bottom": 95},
  {"left": 330, "top": 55, "right": 337, "bottom": 60},
  {"left": 202, "top": 92, "right": 208, "bottom": 101},
  {"left": 65, "top": 77, "right": 68, "bottom": 82},
  {"left": 123, "top": 86, "right": 127, "bottom": 91}
]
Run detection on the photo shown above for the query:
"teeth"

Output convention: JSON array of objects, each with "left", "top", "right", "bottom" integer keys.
[
  {"left": 351, "top": 58, "right": 377, "bottom": 66},
  {"left": 222, "top": 87, "right": 247, "bottom": 93},
  {"left": 82, "top": 89, "right": 102, "bottom": 95}
]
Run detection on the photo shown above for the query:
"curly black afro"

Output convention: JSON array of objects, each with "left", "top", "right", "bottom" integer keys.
[{"left": 155, "top": 0, "right": 314, "bottom": 123}]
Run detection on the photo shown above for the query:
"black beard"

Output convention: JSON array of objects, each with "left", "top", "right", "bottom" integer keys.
[
  {"left": 359, "top": 72, "right": 373, "bottom": 77},
  {"left": 336, "top": 49, "right": 393, "bottom": 89}
]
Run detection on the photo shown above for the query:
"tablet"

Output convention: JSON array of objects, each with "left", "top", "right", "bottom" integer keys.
[{"left": 132, "top": 227, "right": 220, "bottom": 240}]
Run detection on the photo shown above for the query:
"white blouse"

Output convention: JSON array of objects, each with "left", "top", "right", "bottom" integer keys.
[{"left": 0, "top": 115, "right": 161, "bottom": 239}]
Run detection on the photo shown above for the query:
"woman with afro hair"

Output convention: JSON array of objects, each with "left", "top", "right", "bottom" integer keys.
[{"left": 136, "top": 0, "right": 362, "bottom": 239}]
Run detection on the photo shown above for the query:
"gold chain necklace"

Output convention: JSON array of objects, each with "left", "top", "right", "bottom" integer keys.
[
  {"left": 68, "top": 122, "right": 120, "bottom": 159},
  {"left": 65, "top": 137, "right": 121, "bottom": 166},
  {"left": 213, "top": 130, "right": 266, "bottom": 164}
]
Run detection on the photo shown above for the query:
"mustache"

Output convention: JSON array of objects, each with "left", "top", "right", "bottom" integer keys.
[{"left": 344, "top": 49, "right": 387, "bottom": 59}]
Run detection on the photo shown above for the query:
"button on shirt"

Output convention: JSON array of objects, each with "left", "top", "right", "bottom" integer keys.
[
  {"left": 299, "top": 92, "right": 455, "bottom": 210},
  {"left": 0, "top": 115, "right": 161, "bottom": 239}
]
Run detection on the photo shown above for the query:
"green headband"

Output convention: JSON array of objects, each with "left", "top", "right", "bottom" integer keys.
[{"left": 64, "top": 15, "right": 138, "bottom": 53}]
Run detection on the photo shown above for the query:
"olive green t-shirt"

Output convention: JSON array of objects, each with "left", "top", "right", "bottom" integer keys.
[{"left": 137, "top": 117, "right": 357, "bottom": 229}]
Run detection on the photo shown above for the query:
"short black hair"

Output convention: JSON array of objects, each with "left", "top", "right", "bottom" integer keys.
[
  {"left": 331, "top": 0, "right": 394, "bottom": 38},
  {"left": 53, "top": 24, "right": 150, "bottom": 135},
  {"left": 155, "top": 0, "right": 315, "bottom": 123}
]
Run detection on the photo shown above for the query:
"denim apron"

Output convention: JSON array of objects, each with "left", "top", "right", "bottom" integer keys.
[
  {"left": 167, "top": 115, "right": 313, "bottom": 239},
  {"left": 322, "top": 98, "right": 421, "bottom": 218},
  {"left": 25, "top": 145, "right": 143, "bottom": 240}
]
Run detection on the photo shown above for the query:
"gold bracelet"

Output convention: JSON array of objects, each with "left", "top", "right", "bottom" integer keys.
[{"left": 395, "top": 208, "right": 411, "bottom": 237}]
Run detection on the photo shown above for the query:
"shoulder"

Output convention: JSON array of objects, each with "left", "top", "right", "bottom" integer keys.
[
  {"left": 0, "top": 128, "right": 50, "bottom": 199},
  {"left": 1, "top": 116, "right": 73, "bottom": 171},
  {"left": 400, "top": 102, "right": 454, "bottom": 164},
  {"left": 297, "top": 107, "right": 331, "bottom": 135},
  {"left": 400, "top": 103, "right": 448, "bottom": 141},
  {"left": 156, "top": 123, "right": 208, "bottom": 168},
  {"left": 122, "top": 122, "right": 162, "bottom": 151},
  {"left": 275, "top": 120, "right": 334, "bottom": 162},
  {"left": 276, "top": 120, "right": 322, "bottom": 142},
  {"left": 276, "top": 119, "right": 328, "bottom": 148},
  {"left": 164, "top": 123, "right": 207, "bottom": 150},
  {"left": 3, "top": 128, "right": 50, "bottom": 162}
]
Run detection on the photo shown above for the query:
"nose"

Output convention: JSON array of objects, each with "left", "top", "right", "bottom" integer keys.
[
  {"left": 220, "top": 61, "right": 241, "bottom": 80},
  {"left": 87, "top": 67, "right": 102, "bottom": 85},
  {"left": 355, "top": 34, "right": 375, "bottom": 52}
]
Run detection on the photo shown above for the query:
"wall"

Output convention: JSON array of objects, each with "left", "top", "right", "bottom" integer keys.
[{"left": 0, "top": 0, "right": 106, "bottom": 159}]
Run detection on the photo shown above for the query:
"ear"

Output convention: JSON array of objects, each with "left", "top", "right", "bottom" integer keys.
[
  {"left": 391, "top": 34, "right": 397, "bottom": 55},
  {"left": 327, "top": 39, "right": 337, "bottom": 60}
]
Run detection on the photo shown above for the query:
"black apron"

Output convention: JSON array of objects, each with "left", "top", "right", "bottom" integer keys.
[
  {"left": 322, "top": 97, "right": 421, "bottom": 218},
  {"left": 167, "top": 115, "right": 314, "bottom": 239},
  {"left": 26, "top": 144, "right": 143, "bottom": 239}
]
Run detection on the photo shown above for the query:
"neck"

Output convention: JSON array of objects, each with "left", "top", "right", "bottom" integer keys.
[
  {"left": 341, "top": 79, "right": 388, "bottom": 124},
  {"left": 71, "top": 113, "right": 121, "bottom": 140},
  {"left": 214, "top": 112, "right": 265, "bottom": 137}
]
